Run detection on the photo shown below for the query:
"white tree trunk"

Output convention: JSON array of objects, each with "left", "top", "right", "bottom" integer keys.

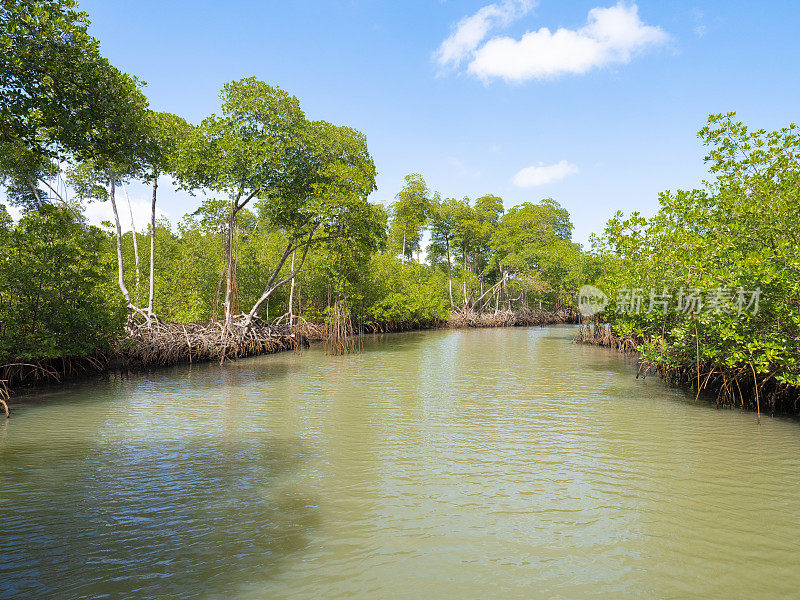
[
  {"left": 243, "top": 227, "right": 317, "bottom": 330},
  {"left": 108, "top": 169, "right": 132, "bottom": 307},
  {"left": 148, "top": 176, "right": 157, "bottom": 319},
  {"left": 223, "top": 201, "right": 237, "bottom": 329},
  {"left": 122, "top": 182, "right": 140, "bottom": 296}
]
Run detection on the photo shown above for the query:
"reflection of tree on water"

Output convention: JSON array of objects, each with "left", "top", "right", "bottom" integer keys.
[{"left": 0, "top": 437, "right": 318, "bottom": 599}]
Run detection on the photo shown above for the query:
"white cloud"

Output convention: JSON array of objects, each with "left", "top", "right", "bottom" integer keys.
[
  {"left": 438, "top": 2, "right": 668, "bottom": 83},
  {"left": 84, "top": 197, "right": 168, "bottom": 233},
  {"left": 512, "top": 160, "right": 578, "bottom": 187},
  {"left": 435, "top": 0, "right": 536, "bottom": 70}
]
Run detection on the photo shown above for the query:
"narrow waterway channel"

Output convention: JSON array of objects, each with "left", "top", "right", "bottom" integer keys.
[{"left": 2, "top": 326, "right": 799, "bottom": 599}]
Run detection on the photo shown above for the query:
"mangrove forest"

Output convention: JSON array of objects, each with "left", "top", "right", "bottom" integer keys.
[{"left": 2, "top": 1, "right": 800, "bottom": 598}]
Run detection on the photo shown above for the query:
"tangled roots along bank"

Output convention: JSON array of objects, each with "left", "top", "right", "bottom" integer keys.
[
  {"left": 576, "top": 324, "right": 800, "bottom": 415},
  {"left": 121, "top": 319, "right": 314, "bottom": 367},
  {"left": 448, "top": 308, "right": 580, "bottom": 329}
]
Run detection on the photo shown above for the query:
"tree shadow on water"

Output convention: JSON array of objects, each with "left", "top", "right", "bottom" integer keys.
[{"left": 0, "top": 436, "right": 319, "bottom": 599}]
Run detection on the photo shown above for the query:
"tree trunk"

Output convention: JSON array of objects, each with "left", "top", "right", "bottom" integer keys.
[
  {"left": 446, "top": 243, "right": 453, "bottom": 309},
  {"left": 243, "top": 227, "right": 317, "bottom": 329},
  {"left": 148, "top": 175, "right": 158, "bottom": 319},
  {"left": 108, "top": 168, "right": 132, "bottom": 307},
  {"left": 24, "top": 176, "right": 43, "bottom": 206},
  {"left": 288, "top": 250, "right": 296, "bottom": 326},
  {"left": 122, "top": 182, "right": 140, "bottom": 297},
  {"left": 401, "top": 226, "right": 406, "bottom": 263},
  {"left": 223, "top": 200, "right": 237, "bottom": 329}
]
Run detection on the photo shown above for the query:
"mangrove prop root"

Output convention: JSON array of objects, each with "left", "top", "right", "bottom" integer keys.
[
  {"left": 0, "top": 381, "right": 8, "bottom": 418},
  {"left": 577, "top": 323, "right": 799, "bottom": 416},
  {"left": 0, "top": 364, "right": 64, "bottom": 417},
  {"left": 324, "top": 300, "right": 361, "bottom": 356},
  {"left": 447, "top": 307, "right": 579, "bottom": 329},
  {"left": 122, "top": 317, "right": 319, "bottom": 367}
]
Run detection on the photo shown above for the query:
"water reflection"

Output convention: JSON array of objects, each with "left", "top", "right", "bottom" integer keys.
[
  {"left": 1, "top": 438, "right": 316, "bottom": 598},
  {"left": 2, "top": 326, "right": 800, "bottom": 599}
]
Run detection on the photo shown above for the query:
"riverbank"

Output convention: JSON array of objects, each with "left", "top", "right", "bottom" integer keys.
[
  {"left": 1, "top": 310, "right": 580, "bottom": 414},
  {"left": 1, "top": 320, "right": 314, "bottom": 402},
  {"left": 447, "top": 307, "right": 579, "bottom": 328},
  {"left": 576, "top": 323, "right": 800, "bottom": 417}
]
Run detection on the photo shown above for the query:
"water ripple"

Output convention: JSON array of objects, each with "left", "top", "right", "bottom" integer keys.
[{"left": 2, "top": 327, "right": 800, "bottom": 599}]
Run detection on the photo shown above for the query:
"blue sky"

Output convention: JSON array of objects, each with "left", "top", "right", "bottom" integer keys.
[{"left": 59, "top": 1, "right": 800, "bottom": 244}]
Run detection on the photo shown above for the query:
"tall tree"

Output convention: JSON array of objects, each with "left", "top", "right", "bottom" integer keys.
[
  {"left": 492, "top": 199, "right": 580, "bottom": 306},
  {"left": 174, "top": 78, "right": 307, "bottom": 329},
  {"left": 242, "top": 120, "right": 384, "bottom": 328},
  {"left": 453, "top": 198, "right": 480, "bottom": 272},
  {"left": 429, "top": 194, "right": 457, "bottom": 308},
  {"left": 473, "top": 194, "right": 504, "bottom": 276},
  {"left": 2, "top": 0, "right": 152, "bottom": 317},
  {"left": 1, "top": 0, "right": 149, "bottom": 184},
  {"left": 390, "top": 173, "right": 430, "bottom": 262},
  {"left": 142, "top": 111, "right": 192, "bottom": 320},
  {"left": 176, "top": 78, "right": 384, "bottom": 330}
]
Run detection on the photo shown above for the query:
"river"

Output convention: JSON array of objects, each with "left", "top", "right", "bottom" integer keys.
[{"left": 2, "top": 326, "right": 799, "bottom": 598}]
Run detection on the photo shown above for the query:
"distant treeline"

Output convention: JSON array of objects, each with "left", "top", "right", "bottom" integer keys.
[{"left": 0, "top": 0, "right": 594, "bottom": 366}]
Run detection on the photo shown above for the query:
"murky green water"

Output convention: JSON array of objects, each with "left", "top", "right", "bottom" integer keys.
[{"left": 2, "top": 327, "right": 799, "bottom": 599}]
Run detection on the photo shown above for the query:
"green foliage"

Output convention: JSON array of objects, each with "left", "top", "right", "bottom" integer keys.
[
  {"left": 360, "top": 253, "right": 450, "bottom": 327},
  {"left": 0, "top": 203, "right": 124, "bottom": 361},
  {"left": 491, "top": 199, "right": 586, "bottom": 306},
  {"left": 452, "top": 197, "right": 482, "bottom": 271},
  {"left": 177, "top": 78, "right": 306, "bottom": 200},
  {"left": 593, "top": 114, "right": 800, "bottom": 389},
  {"left": 389, "top": 173, "right": 431, "bottom": 260},
  {"left": 145, "top": 111, "right": 192, "bottom": 179},
  {"left": 0, "top": 144, "right": 61, "bottom": 210},
  {"left": 427, "top": 194, "right": 457, "bottom": 268},
  {"left": 1, "top": 0, "right": 150, "bottom": 168}
]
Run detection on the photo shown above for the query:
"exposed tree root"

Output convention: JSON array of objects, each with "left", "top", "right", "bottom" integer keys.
[
  {"left": 324, "top": 300, "right": 360, "bottom": 356},
  {"left": 361, "top": 319, "right": 445, "bottom": 333},
  {"left": 448, "top": 307, "right": 580, "bottom": 328},
  {"left": 575, "top": 323, "right": 639, "bottom": 352},
  {"left": 121, "top": 317, "right": 317, "bottom": 367},
  {"left": 0, "top": 363, "right": 64, "bottom": 418},
  {"left": 0, "top": 381, "right": 9, "bottom": 418},
  {"left": 576, "top": 324, "right": 800, "bottom": 415}
]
